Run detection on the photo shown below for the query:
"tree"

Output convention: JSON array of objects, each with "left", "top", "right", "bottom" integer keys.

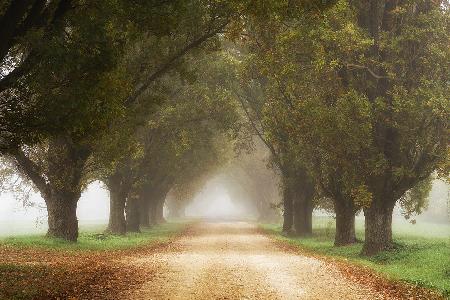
[
  {"left": 399, "top": 176, "right": 433, "bottom": 223},
  {"left": 235, "top": 0, "right": 449, "bottom": 251},
  {"left": 348, "top": 0, "right": 449, "bottom": 255},
  {"left": 232, "top": 33, "right": 318, "bottom": 236},
  {"left": 0, "top": 1, "right": 129, "bottom": 151},
  {"left": 0, "top": 0, "right": 234, "bottom": 151},
  {"left": 101, "top": 48, "right": 239, "bottom": 234},
  {"left": 3, "top": 0, "right": 234, "bottom": 240}
]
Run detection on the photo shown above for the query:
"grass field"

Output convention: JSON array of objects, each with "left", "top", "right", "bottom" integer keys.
[
  {"left": 262, "top": 217, "right": 450, "bottom": 298},
  {"left": 0, "top": 221, "right": 187, "bottom": 251}
]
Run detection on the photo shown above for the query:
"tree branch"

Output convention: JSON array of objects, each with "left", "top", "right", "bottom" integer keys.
[
  {"left": 234, "top": 89, "right": 283, "bottom": 171},
  {"left": 0, "top": 0, "right": 35, "bottom": 62},
  {"left": 12, "top": 148, "right": 49, "bottom": 196},
  {"left": 124, "top": 20, "right": 229, "bottom": 107},
  {"left": 344, "top": 62, "right": 389, "bottom": 80}
]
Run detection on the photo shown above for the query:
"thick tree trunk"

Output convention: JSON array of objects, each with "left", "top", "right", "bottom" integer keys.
[
  {"left": 106, "top": 183, "right": 127, "bottom": 235},
  {"left": 334, "top": 199, "right": 357, "bottom": 246},
  {"left": 13, "top": 136, "right": 89, "bottom": 242},
  {"left": 362, "top": 202, "right": 395, "bottom": 256},
  {"left": 105, "top": 165, "right": 133, "bottom": 235},
  {"left": 46, "top": 193, "right": 78, "bottom": 241},
  {"left": 139, "top": 197, "right": 150, "bottom": 227},
  {"left": 126, "top": 195, "right": 140, "bottom": 233},
  {"left": 293, "top": 193, "right": 313, "bottom": 236}
]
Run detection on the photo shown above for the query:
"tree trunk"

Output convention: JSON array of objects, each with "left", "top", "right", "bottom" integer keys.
[
  {"left": 105, "top": 165, "right": 133, "bottom": 235},
  {"left": 282, "top": 184, "right": 294, "bottom": 234},
  {"left": 126, "top": 195, "right": 140, "bottom": 233},
  {"left": 44, "top": 138, "right": 88, "bottom": 241},
  {"left": 293, "top": 192, "right": 313, "bottom": 236},
  {"left": 139, "top": 197, "right": 150, "bottom": 227},
  {"left": 362, "top": 202, "right": 395, "bottom": 256},
  {"left": 334, "top": 199, "right": 357, "bottom": 246},
  {"left": 106, "top": 183, "right": 127, "bottom": 235},
  {"left": 148, "top": 199, "right": 158, "bottom": 225},
  {"left": 155, "top": 197, "right": 166, "bottom": 224},
  {"left": 13, "top": 136, "right": 89, "bottom": 242},
  {"left": 46, "top": 193, "right": 78, "bottom": 241}
]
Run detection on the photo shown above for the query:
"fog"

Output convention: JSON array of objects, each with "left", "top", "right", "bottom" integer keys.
[
  {"left": 415, "top": 179, "right": 449, "bottom": 224},
  {"left": 0, "top": 181, "right": 109, "bottom": 236},
  {"left": 184, "top": 177, "right": 256, "bottom": 220},
  {"left": 0, "top": 177, "right": 449, "bottom": 237}
]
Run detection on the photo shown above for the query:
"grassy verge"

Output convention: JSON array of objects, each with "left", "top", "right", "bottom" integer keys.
[
  {"left": 261, "top": 217, "right": 450, "bottom": 298},
  {"left": 0, "top": 221, "right": 187, "bottom": 251},
  {"left": 0, "top": 221, "right": 189, "bottom": 299}
]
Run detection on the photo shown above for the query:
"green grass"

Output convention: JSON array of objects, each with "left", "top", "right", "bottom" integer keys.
[
  {"left": 0, "top": 221, "right": 187, "bottom": 251},
  {"left": 262, "top": 217, "right": 450, "bottom": 298}
]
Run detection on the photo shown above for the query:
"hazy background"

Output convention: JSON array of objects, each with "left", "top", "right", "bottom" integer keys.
[
  {"left": 0, "top": 181, "right": 109, "bottom": 236},
  {"left": 184, "top": 177, "right": 255, "bottom": 220}
]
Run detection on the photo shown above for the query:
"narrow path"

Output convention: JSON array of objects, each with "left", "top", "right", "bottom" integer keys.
[{"left": 127, "top": 221, "right": 388, "bottom": 300}]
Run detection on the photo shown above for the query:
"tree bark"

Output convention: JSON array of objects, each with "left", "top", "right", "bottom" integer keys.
[
  {"left": 293, "top": 192, "right": 313, "bottom": 236},
  {"left": 46, "top": 193, "right": 78, "bottom": 241},
  {"left": 334, "top": 199, "right": 357, "bottom": 246},
  {"left": 13, "top": 136, "right": 89, "bottom": 242},
  {"left": 282, "top": 183, "right": 294, "bottom": 234},
  {"left": 105, "top": 163, "right": 133, "bottom": 235},
  {"left": 362, "top": 201, "right": 395, "bottom": 255},
  {"left": 126, "top": 195, "right": 140, "bottom": 233},
  {"left": 106, "top": 184, "right": 127, "bottom": 235},
  {"left": 166, "top": 198, "right": 185, "bottom": 219},
  {"left": 138, "top": 196, "right": 150, "bottom": 227}
]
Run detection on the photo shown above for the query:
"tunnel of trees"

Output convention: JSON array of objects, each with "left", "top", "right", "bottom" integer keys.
[{"left": 0, "top": 0, "right": 448, "bottom": 256}]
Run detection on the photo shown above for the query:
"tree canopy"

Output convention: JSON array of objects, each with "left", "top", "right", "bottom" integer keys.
[{"left": 0, "top": 0, "right": 448, "bottom": 257}]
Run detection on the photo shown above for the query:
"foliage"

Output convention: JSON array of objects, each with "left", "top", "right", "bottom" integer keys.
[
  {"left": 399, "top": 176, "right": 433, "bottom": 222},
  {"left": 237, "top": 0, "right": 449, "bottom": 252}
]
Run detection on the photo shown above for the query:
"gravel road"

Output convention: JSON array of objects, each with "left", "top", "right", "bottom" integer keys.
[{"left": 128, "top": 221, "right": 387, "bottom": 300}]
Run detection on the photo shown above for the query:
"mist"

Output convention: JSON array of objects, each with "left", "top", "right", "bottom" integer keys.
[
  {"left": 0, "top": 181, "right": 110, "bottom": 236},
  {"left": 184, "top": 177, "right": 256, "bottom": 220},
  {"left": 1, "top": 176, "right": 449, "bottom": 238}
]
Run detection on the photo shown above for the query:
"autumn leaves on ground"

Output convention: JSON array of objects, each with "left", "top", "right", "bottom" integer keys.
[{"left": 0, "top": 221, "right": 446, "bottom": 300}]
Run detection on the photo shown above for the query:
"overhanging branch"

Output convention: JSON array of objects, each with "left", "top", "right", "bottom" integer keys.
[
  {"left": 344, "top": 62, "right": 388, "bottom": 80},
  {"left": 125, "top": 21, "right": 229, "bottom": 107}
]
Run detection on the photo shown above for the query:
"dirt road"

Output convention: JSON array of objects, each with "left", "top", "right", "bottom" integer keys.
[{"left": 127, "top": 221, "right": 387, "bottom": 300}]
